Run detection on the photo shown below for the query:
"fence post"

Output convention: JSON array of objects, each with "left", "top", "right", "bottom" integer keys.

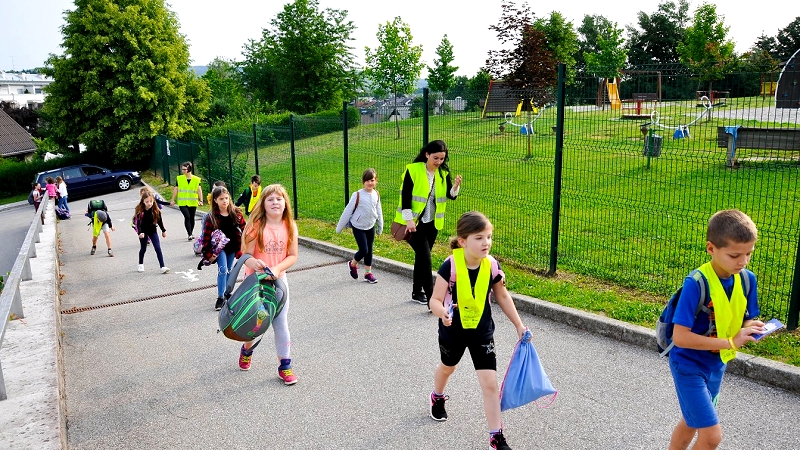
[
  {"left": 227, "top": 130, "right": 234, "bottom": 189},
  {"left": 205, "top": 137, "right": 212, "bottom": 195},
  {"left": 253, "top": 123, "right": 260, "bottom": 176},
  {"left": 343, "top": 101, "right": 350, "bottom": 206},
  {"left": 548, "top": 63, "right": 566, "bottom": 276},
  {"left": 787, "top": 234, "right": 800, "bottom": 330},
  {"left": 290, "top": 114, "right": 298, "bottom": 220},
  {"left": 423, "top": 88, "right": 429, "bottom": 146}
]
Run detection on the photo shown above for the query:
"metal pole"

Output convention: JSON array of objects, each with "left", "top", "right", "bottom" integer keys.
[
  {"left": 547, "top": 64, "right": 566, "bottom": 276},
  {"left": 787, "top": 232, "right": 800, "bottom": 330},
  {"left": 423, "top": 88, "right": 429, "bottom": 146},
  {"left": 647, "top": 128, "right": 653, "bottom": 170},
  {"left": 205, "top": 137, "right": 212, "bottom": 195},
  {"left": 227, "top": 130, "right": 234, "bottom": 189},
  {"left": 253, "top": 123, "right": 260, "bottom": 176},
  {"left": 343, "top": 101, "right": 350, "bottom": 206},
  {"left": 290, "top": 114, "right": 298, "bottom": 220}
]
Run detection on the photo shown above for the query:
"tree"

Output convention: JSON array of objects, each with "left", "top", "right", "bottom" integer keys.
[
  {"left": 485, "top": 0, "right": 557, "bottom": 102},
  {"left": 364, "top": 17, "right": 424, "bottom": 139},
  {"left": 584, "top": 23, "right": 628, "bottom": 79},
  {"left": 202, "top": 58, "right": 249, "bottom": 122},
  {"left": 41, "top": 0, "right": 210, "bottom": 163},
  {"left": 532, "top": 11, "right": 578, "bottom": 83},
  {"left": 427, "top": 35, "right": 458, "bottom": 97},
  {"left": 775, "top": 17, "right": 800, "bottom": 60},
  {"left": 445, "top": 75, "right": 469, "bottom": 100},
  {"left": 677, "top": 2, "right": 734, "bottom": 94},
  {"left": 576, "top": 14, "right": 614, "bottom": 66},
  {"left": 240, "top": 0, "right": 356, "bottom": 114},
  {"left": 465, "top": 69, "right": 491, "bottom": 111},
  {"left": 626, "top": 0, "right": 689, "bottom": 65},
  {"left": 0, "top": 101, "right": 40, "bottom": 137}
]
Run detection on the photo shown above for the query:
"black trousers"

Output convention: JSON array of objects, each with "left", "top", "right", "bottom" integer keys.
[
  {"left": 179, "top": 205, "right": 196, "bottom": 236},
  {"left": 408, "top": 220, "right": 438, "bottom": 298}
]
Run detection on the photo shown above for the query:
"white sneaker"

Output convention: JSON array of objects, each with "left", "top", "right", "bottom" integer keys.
[
  {"left": 161, "top": 267, "right": 170, "bottom": 274},
  {"left": 137, "top": 264, "right": 144, "bottom": 272}
]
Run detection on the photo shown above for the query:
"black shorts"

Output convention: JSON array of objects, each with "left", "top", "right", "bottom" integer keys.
[{"left": 438, "top": 336, "right": 497, "bottom": 371}]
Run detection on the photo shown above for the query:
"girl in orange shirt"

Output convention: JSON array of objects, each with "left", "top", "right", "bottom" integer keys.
[{"left": 238, "top": 184, "right": 299, "bottom": 385}]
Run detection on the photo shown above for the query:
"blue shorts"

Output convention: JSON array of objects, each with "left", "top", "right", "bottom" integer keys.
[{"left": 669, "top": 358, "right": 725, "bottom": 429}]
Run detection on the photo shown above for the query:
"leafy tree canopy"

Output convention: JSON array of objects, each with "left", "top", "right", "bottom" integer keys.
[
  {"left": 41, "top": 0, "right": 210, "bottom": 163},
  {"left": 576, "top": 14, "right": 614, "bottom": 66},
  {"left": 775, "top": 17, "right": 800, "bottom": 60},
  {"left": 626, "top": 0, "right": 689, "bottom": 65},
  {"left": 244, "top": 0, "right": 356, "bottom": 114},
  {"left": 427, "top": 35, "right": 458, "bottom": 94},
  {"left": 584, "top": 23, "right": 628, "bottom": 79},
  {"left": 677, "top": 2, "right": 734, "bottom": 83},
  {"left": 364, "top": 16, "right": 424, "bottom": 138}
]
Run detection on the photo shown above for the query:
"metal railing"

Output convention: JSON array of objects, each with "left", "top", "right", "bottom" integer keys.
[{"left": 0, "top": 195, "right": 50, "bottom": 400}]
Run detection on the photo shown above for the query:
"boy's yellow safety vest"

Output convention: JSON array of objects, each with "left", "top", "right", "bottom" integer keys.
[
  {"left": 176, "top": 175, "right": 201, "bottom": 207},
  {"left": 248, "top": 186, "right": 261, "bottom": 214},
  {"left": 393, "top": 162, "right": 448, "bottom": 230},
  {"left": 698, "top": 262, "right": 748, "bottom": 363}
]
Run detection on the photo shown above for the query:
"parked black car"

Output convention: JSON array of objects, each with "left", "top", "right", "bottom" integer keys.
[{"left": 34, "top": 164, "right": 142, "bottom": 198}]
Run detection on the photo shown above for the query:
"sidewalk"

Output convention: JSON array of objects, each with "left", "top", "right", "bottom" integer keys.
[{"left": 3, "top": 188, "right": 800, "bottom": 449}]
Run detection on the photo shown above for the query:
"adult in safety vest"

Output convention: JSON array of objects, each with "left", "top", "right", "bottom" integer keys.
[
  {"left": 393, "top": 140, "right": 462, "bottom": 307},
  {"left": 170, "top": 161, "right": 203, "bottom": 240}
]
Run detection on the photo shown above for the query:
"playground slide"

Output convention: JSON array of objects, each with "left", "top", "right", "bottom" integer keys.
[{"left": 607, "top": 81, "right": 621, "bottom": 109}]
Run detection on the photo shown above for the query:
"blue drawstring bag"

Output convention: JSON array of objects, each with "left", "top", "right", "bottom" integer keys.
[{"left": 499, "top": 329, "right": 557, "bottom": 411}]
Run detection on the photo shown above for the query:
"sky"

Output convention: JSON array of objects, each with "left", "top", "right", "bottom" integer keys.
[{"left": 0, "top": 0, "right": 795, "bottom": 77}]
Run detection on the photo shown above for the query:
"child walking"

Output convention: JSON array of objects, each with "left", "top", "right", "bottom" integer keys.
[
  {"left": 132, "top": 190, "right": 169, "bottom": 274},
  {"left": 45, "top": 177, "right": 57, "bottom": 199},
  {"left": 428, "top": 211, "right": 528, "bottom": 450},
  {"left": 335, "top": 168, "right": 383, "bottom": 283},
  {"left": 200, "top": 186, "right": 245, "bottom": 311},
  {"left": 239, "top": 184, "right": 299, "bottom": 385},
  {"left": 56, "top": 175, "right": 70, "bottom": 214},
  {"left": 667, "top": 209, "right": 765, "bottom": 450}
]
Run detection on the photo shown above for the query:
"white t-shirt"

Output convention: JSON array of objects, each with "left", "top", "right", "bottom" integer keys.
[{"left": 57, "top": 182, "right": 68, "bottom": 197}]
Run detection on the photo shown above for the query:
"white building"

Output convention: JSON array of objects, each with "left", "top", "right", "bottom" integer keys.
[{"left": 0, "top": 72, "right": 53, "bottom": 109}]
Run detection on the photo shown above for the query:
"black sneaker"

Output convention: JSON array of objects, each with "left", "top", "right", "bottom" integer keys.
[
  {"left": 90, "top": 246, "right": 96, "bottom": 255},
  {"left": 411, "top": 292, "right": 428, "bottom": 305},
  {"left": 430, "top": 392, "right": 448, "bottom": 421},
  {"left": 215, "top": 297, "right": 224, "bottom": 311},
  {"left": 489, "top": 431, "right": 512, "bottom": 450}
]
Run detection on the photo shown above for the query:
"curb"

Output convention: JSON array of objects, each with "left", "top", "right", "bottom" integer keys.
[{"left": 298, "top": 236, "right": 800, "bottom": 396}]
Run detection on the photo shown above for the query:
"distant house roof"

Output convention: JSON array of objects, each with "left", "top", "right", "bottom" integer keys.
[{"left": 0, "top": 108, "right": 36, "bottom": 157}]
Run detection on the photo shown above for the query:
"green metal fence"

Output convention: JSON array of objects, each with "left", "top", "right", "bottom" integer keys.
[{"left": 151, "top": 63, "right": 800, "bottom": 329}]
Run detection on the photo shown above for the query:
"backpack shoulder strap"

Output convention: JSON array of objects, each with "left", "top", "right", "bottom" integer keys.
[
  {"left": 224, "top": 254, "right": 253, "bottom": 298},
  {"left": 689, "top": 269, "right": 708, "bottom": 317},
  {"left": 487, "top": 255, "right": 505, "bottom": 282},
  {"left": 739, "top": 270, "right": 751, "bottom": 297},
  {"left": 354, "top": 191, "right": 360, "bottom": 210}
]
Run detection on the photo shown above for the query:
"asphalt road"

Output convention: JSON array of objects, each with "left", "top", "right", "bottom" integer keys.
[{"left": 0, "top": 202, "right": 39, "bottom": 282}]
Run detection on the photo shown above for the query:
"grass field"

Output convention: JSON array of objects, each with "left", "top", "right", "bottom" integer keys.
[{"left": 144, "top": 96, "right": 800, "bottom": 365}]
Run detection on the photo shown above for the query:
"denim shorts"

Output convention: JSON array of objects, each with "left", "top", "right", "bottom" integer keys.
[{"left": 669, "top": 358, "right": 725, "bottom": 429}]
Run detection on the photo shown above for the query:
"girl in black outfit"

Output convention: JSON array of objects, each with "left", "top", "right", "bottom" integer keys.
[{"left": 133, "top": 190, "right": 169, "bottom": 274}]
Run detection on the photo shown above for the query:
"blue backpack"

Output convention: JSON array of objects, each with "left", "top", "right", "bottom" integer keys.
[{"left": 655, "top": 269, "right": 750, "bottom": 357}]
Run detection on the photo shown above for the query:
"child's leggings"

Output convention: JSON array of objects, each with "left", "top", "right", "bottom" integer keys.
[
  {"left": 216, "top": 250, "right": 236, "bottom": 298},
  {"left": 352, "top": 226, "right": 375, "bottom": 266},
  {"left": 179, "top": 205, "right": 197, "bottom": 236},
  {"left": 272, "top": 275, "right": 291, "bottom": 359},
  {"left": 138, "top": 232, "right": 165, "bottom": 267}
]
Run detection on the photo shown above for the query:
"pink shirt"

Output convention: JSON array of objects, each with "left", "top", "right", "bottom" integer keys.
[
  {"left": 45, "top": 184, "right": 57, "bottom": 198},
  {"left": 244, "top": 220, "right": 290, "bottom": 278}
]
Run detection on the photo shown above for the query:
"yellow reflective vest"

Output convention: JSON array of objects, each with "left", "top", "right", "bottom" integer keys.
[
  {"left": 393, "top": 162, "right": 449, "bottom": 230},
  {"left": 697, "top": 262, "right": 748, "bottom": 363},
  {"left": 176, "top": 175, "right": 201, "bottom": 207}
]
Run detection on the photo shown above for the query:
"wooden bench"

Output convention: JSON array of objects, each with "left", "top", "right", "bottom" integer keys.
[
  {"left": 621, "top": 93, "right": 658, "bottom": 119},
  {"left": 717, "top": 126, "right": 800, "bottom": 167}
]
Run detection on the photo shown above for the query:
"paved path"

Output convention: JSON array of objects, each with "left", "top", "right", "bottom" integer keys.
[{"left": 3, "top": 188, "right": 800, "bottom": 449}]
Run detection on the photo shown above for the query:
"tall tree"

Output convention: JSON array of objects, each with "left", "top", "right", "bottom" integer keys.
[
  {"left": 427, "top": 35, "right": 458, "bottom": 97},
  {"left": 775, "top": 17, "right": 800, "bottom": 60},
  {"left": 532, "top": 11, "right": 578, "bottom": 84},
  {"left": 485, "top": 0, "right": 557, "bottom": 105},
  {"left": 241, "top": 0, "right": 356, "bottom": 114},
  {"left": 364, "top": 16, "right": 424, "bottom": 139},
  {"left": 626, "top": 0, "right": 689, "bottom": 65},
  {"left": 576, "top": 14, "right": 614, "bottom": 66},
  {"left": 41, "top": 0, "right": 209, "bottom": 163},
  {"left": 677, "top": 2, "right": 734, "bottom": 94},
  {"left": 584, "top": 23, "right": 628, "bottom": 79}
]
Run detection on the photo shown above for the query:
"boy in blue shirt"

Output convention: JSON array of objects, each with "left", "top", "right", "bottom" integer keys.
[{"left": 668, "top": 209, "right": 765, "bottom": 450}]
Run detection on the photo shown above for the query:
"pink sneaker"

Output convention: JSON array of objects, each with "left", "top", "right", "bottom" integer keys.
[
  {"left": 279, "top": 366, "right": 298, "bottom": 385},
  {"left": 348, "top": 261, "right": 358, "bottom": 279},
  {"left": 364, "top": 272, "right": 377, "bottom": 284},
  {"left": 239, "top": 345, "right": 252, "bottom": 371}
]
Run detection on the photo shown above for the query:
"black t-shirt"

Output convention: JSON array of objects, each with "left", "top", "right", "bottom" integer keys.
[
  {"left": 217, "top": 214, "right": 239, "bottom": 254},
  {"left": 437, "top": 258, "right": 504, "bottom": 342}
]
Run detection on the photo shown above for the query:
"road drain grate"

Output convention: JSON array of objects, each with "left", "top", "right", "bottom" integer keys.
[{"left": 60, "top": 259, "right": 346, "bottom": 314}]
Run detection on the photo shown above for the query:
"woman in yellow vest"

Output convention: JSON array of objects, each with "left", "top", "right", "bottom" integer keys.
[
  {"left": 393, "top": 140, "right": 462, "bottom": 307},
  {"left": 170, "top": 161, "right": 203, "bottom": 240}
]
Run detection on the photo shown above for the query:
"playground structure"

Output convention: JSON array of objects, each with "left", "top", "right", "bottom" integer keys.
[
  {"left": 776, "top": 48, "right": 800, "bottom": 109},
  {"left": 645, "top": 96, "right": 714, "bottom": 140},
  {"left": 483, "top": 80, "right": 553, "bottom": 134},
  {"left": 601, "top": 71, "right": 662, "bottom": 117}
]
